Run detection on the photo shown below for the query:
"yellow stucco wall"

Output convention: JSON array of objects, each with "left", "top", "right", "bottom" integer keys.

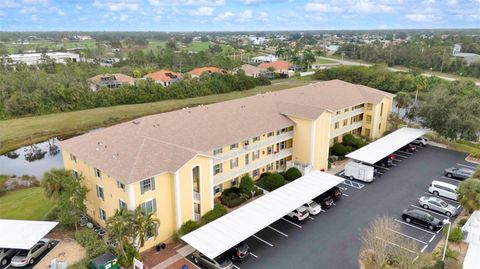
[
  {"left": 313, "top": 112, "right": 332, "bottom": 170},
  {"left": 288, "top": 116, "right": 313, "bottom": 166}
]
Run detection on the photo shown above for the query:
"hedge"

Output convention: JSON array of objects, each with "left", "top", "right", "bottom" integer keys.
[
  {"left": 332, "top": 143, "right": 349, "bottom": 156},
  {"left": 74, "top": 229, "right": 109, "bottom": 259},
  {"left": 262, "top": 173, "right": 285, "bottom": 191},
  {"left": 178, "top": 220, "right": 201, "bottom": 236},
  {"left": 284, "top": 167, "right": 302, "bottom": 181},
  {"left": 201, "top": 204, "right": 227, "bottom": 224},
  {"left": 239, "top": 174, "right": 255, "bottom": 198},
  {"left": 445, "top": 227, "right": 463, "bottom": 242}
]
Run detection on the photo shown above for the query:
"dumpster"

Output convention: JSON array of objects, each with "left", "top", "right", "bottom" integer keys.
[{"left": 88, "top": 252, "right": 119, "bottom": 269}]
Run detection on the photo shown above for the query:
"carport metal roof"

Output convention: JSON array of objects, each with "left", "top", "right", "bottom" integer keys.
[
  {"left": 181, "top": 170, "right": 344, "bottom": 259},
  {"left": 346, "top": 127, "right": 427, "bottom": 165},
  {"left": 0, "top": 220, "right": 58, "bottom": 249}
]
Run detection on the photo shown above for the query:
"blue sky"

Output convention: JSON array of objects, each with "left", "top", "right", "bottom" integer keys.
[{"left": 0, "top": 0, "right": 479, "bottom": 31}]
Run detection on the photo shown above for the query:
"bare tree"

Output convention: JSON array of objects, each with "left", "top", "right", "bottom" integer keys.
[{"left": 360, "top": 216, "right": 400, "bottom": 269}]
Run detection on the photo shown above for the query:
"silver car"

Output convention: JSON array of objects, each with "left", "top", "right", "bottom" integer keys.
[
  {"left": 444, "top": 167, "right": 474, "bottom": 180},
  {"left": 0, "top": 248, "right": 19, "bottom": 266},
  {"left": 419, "top": 196, "right": 458, "bottom": 217},
  {"left": 192, "top": 251, "right": 233, "bottom": 269},
  {"left": 11, "top": 238, "right": 52, "bottom": 267}
]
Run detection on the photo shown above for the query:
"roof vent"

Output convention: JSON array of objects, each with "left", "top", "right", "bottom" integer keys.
[
  {"left": 132, "top": 121, "right": 140, "bottom": 125},
  {"left": 112, "top": 154, "right": 116, "bottom": 159},
  {"left": 96, "top": 147, "right": 99, "bottom": 151}
]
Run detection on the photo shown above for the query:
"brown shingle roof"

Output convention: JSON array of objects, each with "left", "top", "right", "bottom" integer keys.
[
  {"left": 88, "top": 73, "right": 136, "bottom": 84},
  {"left": 240, "top": 64, "right": 266, "bottom": 75},
  {"left": 144, "top": 70, "right": 183, "bottom": 82},
  {"left": 61, "top": 80, "right": 393, "bottom": 184},
  {"left": 258, "top": 61, "right": 290, "bottom": 71},
  {"left": 189, "top": 67, "right": 225, "bottom": 76}
]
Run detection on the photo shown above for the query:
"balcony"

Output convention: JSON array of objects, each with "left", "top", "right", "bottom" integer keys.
[
  {"left": 332, "top": 107, "right": 364, "bottom": 122},
  {"left": 213, "top": 131, "right": 293, "bottom": 165},
  {"left": 214, "top": 148, "right": 293, "bottom": 185},
  {"left": 193, "top": 191, "right": 200, "bottom": 201},
  {"left": 331, "top": 121, "right": 363, "bottom": 138},
  {"left": 194, "top": 213, "right": 201, "bottom": 221},
  {"left": 286, "top": 161, "right": 312, "bottom": 175}
]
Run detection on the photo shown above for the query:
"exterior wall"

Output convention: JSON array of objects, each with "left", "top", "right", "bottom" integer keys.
[
  {"left": 288, "top": 116, "right": 314, "bottom": 166},
  {"left": 313, "top": 112, "right": 332, "bottom": 170}
]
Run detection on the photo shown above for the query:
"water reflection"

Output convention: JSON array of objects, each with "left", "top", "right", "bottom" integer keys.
[{"left": 0, "top": 138, "right": 64, "bottom": 179}]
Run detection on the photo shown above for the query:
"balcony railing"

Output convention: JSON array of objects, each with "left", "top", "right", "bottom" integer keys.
[
  {"left": 331, "top": 121, "right": 363, "bottom": 138},
  {"left": 193, "top": 191, "right": 200, "bottom": 201},
  {"left": 194, "top": 213, "right": 201, "bottom": 221},
  {"left": 213, "top": 131, "right": 293, "bottom": 165},
  {"left": 332, "top": 107, "right": 364, "bottom": 122},
  {"left": 214, "top": 148, "right": 293, "bottom": 185},
  {"left": 286, "top": 161, "right": 312, "bottom": 175}
]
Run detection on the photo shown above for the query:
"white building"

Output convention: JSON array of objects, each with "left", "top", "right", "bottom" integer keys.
[
  {"left": 452, "top": 43, "right": 480, "bottom": 65},
  {"left": 250, "top": 54, "right": 278, "bottom": 64},
  {"left": 7, "top": 52, "right": 80, "bottom": 65}
]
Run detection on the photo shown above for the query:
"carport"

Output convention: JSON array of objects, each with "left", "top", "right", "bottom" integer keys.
[
  {"left": 0, "top": 219, "right": 58, "bottom": 249},
  {"left": 346, "top": 127, "right": 427, "bottom": 165},
  {"left": 181, "top": 170, "right": 344, "bottom": 259}
]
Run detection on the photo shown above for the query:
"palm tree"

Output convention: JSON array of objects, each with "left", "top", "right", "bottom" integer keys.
[
  {"left": 134, "top": 207, "right": 161, "bottom": 250},
  {"left": 394, "top": 91, "right": 412, "bottom": 119},
  {"left": 302, "top": 49, "right": 316, "bottom": 71},
  {"left": 41, "top": 168, "right": 70, "bottom": 199},
  {"left": 107, "top": 209, "right": 135, "bottom": 262}
]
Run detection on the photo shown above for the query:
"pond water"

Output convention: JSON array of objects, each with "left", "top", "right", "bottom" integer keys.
[{"left": 0, "top": 138, "right": 64, "bottom": 179}]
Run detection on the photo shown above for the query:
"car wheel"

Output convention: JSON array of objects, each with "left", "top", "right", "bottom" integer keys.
[
  {"left": 433, "top": 191, "right": 439, "bottom": 196},
  {"left": 29, "top": 258, "right": 35, "bottom": 265},
  {"left": 194, "top": 257, "right": 199, "bottom": 264},
  {"left": 423, "top": 204, "right": 429, "bottom": 209},
  {"left": 294, "top": 216, "right": 299, "bottom": 222},
  {"left": 406, "top": 218, "right": 411, "bottom": 223},
  {"left": 446, "top": 212, "right": 452, "bottom": 217},
  {"left": 429, "top": 225, "right": 435, "bottom": 231},
  {"left": 1, "top": 259, "right": 7, "bottom": 266},
  {"left": 47, "top": 242, "right": 52, "bottom": 249},
  {"left": 446, "top": 173, "right": 453, "bottom": 178}
]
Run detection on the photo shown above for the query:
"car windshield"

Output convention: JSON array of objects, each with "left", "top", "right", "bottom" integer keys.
[
  {"left": 215, "top": 255, "right": 229, "bottom": 265},
  {"left": 17, "top": 249, "right": 29, "bottom": 256},
  {"left": 425, "top": 214, "right": 434, "bottom": 222},
  {"left": 439, "top": 201, "right": 448, "bottom": 207},
  {"left": 308, "top": 201, "right": 319, "bottom": 208}
]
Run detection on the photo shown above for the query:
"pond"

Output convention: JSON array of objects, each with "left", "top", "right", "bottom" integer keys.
[{"left": 0, "top": 138, "right": 64, "bottom": 179}]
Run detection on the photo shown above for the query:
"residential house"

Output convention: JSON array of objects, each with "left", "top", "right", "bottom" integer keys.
[
  {"left": 60, "top": 79, "right": 393, "bottom": 252},
  {"left": 238, "top": 64, "right": 274, "bottom": 79},
  {"left": 258, "top": 61, "right": 290, "bottom": 75},
  {"left": 87, "top": 73, "right": 136, "bottom": 91},
  {"left": 144, "top": 70, "right": 183, "bottom": 87},
  {"left": 189, "top": 67, "right": 225, "bottom": 78},
  {"left": 251, "top": 54, "right": 278, "bottom": 64}
]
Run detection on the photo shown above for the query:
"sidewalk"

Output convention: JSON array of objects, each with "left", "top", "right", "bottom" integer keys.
[{"left": 151, "top": 245, "right": 195, "bottom": 269}]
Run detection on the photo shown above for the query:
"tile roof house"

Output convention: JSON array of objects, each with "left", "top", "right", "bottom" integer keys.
[
  {"left": 189, "top": 67, "right": 225, "bottom": 78},
  {"left": 258, "top": 61, "right": 290, "bottom": 74},
  {"left": 87, "top": 73, "right": 136, "bottom": 91},
  {"left": 144, "top": 70, "right": 183, "bottom": 87},
  {"left": 238, "top": 64, "right": 274, "bottom": 79}
]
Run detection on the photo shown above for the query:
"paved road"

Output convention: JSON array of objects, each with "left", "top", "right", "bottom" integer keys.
[
  {"left": 316, "top": 56, "right": 480, "bottom": 86},
  {"left": 189, "top": 146, "right": 473, "bottom": 269}
]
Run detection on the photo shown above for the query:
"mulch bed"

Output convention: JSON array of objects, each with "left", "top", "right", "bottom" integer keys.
[
  {"left": 466, "top": 155, "right": 480, "bottom": 164},
  {"left": 140, "top": 241, "right": 185, "bottom": 268}
]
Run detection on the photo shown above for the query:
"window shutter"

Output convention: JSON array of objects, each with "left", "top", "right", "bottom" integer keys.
[
  {"left": 140, "top": 180, "right": 145, "bottom": 194},
  {"left": 153, "top": 198, "right": 157, "bottom": 213},
  {"left": 155, "top": 223, "right": 159, "bottom": 236},
  {"left": 151, "top": 178, "right": 156, "bottom": 191},
  {"left": 96, "top": 185, "right": 99, "bottom": 198},
  {"left": 141, "top": 202, "right": 146, "bottom": 214}
]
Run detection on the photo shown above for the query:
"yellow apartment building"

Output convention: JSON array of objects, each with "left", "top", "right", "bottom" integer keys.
[{"left": 60, "top": 79, "right": 394, "bottom": 251}]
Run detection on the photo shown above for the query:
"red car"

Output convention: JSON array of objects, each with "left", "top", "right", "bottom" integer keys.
[{"left": 401, "top": 144, "right": 417, "bottom": 152}]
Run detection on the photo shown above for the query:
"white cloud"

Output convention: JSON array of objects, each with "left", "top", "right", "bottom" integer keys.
[
  {"left": 237, "top": 9, "right": 253, "bottom": 21},
  {"left": 304, "top": 3, "right": 341, "bottom": 13},
  {"left": 405, "top": 13, "right": 436, "bottom": 22},
  {"left": 258, "top": 11, "right": 268, "bottom": 21},
  {"left": 50, "top": 7, "right": 65, "bottom": 16},
  {"left": 237, "top": 0, "right": 261, "bottom": 4},
  {"left": 148, "top": 0, "right": 224, "bottom": 6},
  {"left": 304, "top": 0, "right": 396, "bottom": 14},
  {"left": 0, "top": 0, "right": 21, "bottom": 8},
  {"left": 20, "top": 7, "right": 38, "bottom": 14},
  {"left": 119, "top": 14, "right": 129, "bottom": 21},
  {"left": 31, "top": 14, "right": 38, "bottom": 21},
  {"left": 189, "top": 6, "right": 215, "bottom": 16},
  {"left": 93, "top": 0, "right": 141, "bottom": 12},
  {"left": 79, "top": 17, "right": 88, "bottom": 21},
  {"left": 21, "top": 0, "right": 48, "bottom": 4},
  {"left": 214, "top": 11, "right": 234, "bottom": 21}
]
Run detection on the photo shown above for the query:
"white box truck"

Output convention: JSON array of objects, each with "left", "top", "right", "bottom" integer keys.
[{"left": 344, "top": 161, "right": 375, "bottom": 182}]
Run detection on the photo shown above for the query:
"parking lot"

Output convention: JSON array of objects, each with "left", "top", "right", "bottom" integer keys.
[
  {"left": 187, "top": 145, "right": 475, "bottom": 269},
  {"left": 0, "top": 241, "right": 58, "bottom": 269}
]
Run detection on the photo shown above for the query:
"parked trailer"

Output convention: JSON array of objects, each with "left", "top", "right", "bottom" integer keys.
[{"left": 344, "top": 161, "right": 375, "bottom": 182}]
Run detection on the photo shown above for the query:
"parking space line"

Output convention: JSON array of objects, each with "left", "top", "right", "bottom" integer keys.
[
  {"left": 410, "top": 205, "right": 450, "bottom": 219},
  {"left": 397, "top": 150, "right": 413, "bottom": 155},
  {"left": 281, "top": 217, "right": 302, "bottom": 228},
  {"left": 339, "top": 171, "right": 345, "bottom": 176},
  {"left": 233, "top": 265, "right": 240, "bottom": 269},
  {"left": 394, "top": 219, "right": 436, "bottom": 235},
  {"left": 393, "top": 158, "right": 403, "bottom": 162},
  {"left": 267, "top": 225, "right": 288, "bottom": 237},
  {"left": 253, "top": 235, "right": 274, "bottom": 247},
  {"left": 456, "top": 163, "right": 476, "bottom": 169},
  {"left": 372, "top": 164, "right": 390, "bottom": 170},
  {"left": 422, "top": 192, "right": 460, "bottom": 204},
  {"left": 436, "top": 227, "right": 444, "bottom": 234},
  {"left": 421, "top": 245, "right": 428, "bottom": 253},
  {"left": 391, "top": 163, "right": 397, "bottom": 166},
  {"left": 342, "top": 193, "right": 349, "bottom": 197},
  {"left": 376, "top": 236, "right": 417, "bottom": 254},
  {"left": 395, "top": 154, "right": 408, "bottom": 159},
  {"left": 250, "top": 252, "right": 258, "bottom": 258},
  {"left": 320, "top": 209, "right": 326, "bottom": 213},
  {"left": 456, "top": 204, "right": 462, "bottom": 209},
  {"left": 308, "top": 216, "right": 315, "bottom": 220},
  {"left": 339, "top": 186, "right": 348, "bottom": 191},
  {"left": 388, "top": 228, "right": 427, "bottom": 244},
  {"left": 376, "top": 170, "right": 385, "bottom": 174},
  {"left": 429, "top": 234, "right": 436, "bottom": 243},
  {"left": 441, "top": 176, "right": 461, "bottom": 183}
]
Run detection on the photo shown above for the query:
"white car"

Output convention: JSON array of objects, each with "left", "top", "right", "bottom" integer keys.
[
  {"left": 0, "top": 248, "right": 18, "bottom": 266},
  {"left": 428, "top": 181, "right": 458, "bottom": 201},
  {"left": 303, "top": 200, "right": 322, "bottom": 216},
  {"left": 419, "top": 196, "right": 458, "bottom": 217},
  {"left": 411, "top": 137, "right": 429, "bottom": 147},
  {"left": 11, "top": 239, "right": 52, "bottom": 267},
  {"left": 287, "top": 206, "right": 309, "bottom": 221}
]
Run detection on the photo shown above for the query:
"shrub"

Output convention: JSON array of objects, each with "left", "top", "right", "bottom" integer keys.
[
  {"left": 117, "top": 244, "right": 139, "bottom": 267},
  {"left": 74, "top": 229, "right": 109, "bottom": 259},
  {"left": 225, "top": 196, "right": 245, "bottom": 208},
  {"left": 254, "top": 77, "right": 271, "bottom": 86},
  {"left": 262, "top": 173, "right": 285, "bottom": 191},
  {"left": 254, "top": 187, "right": 264, "bottom": 196},
  {"left": 457, "top": 218, "right": 467, "bottom": 227},
  {"left": 342, "top": 134, "right": 356, "bottom": 147},
  {"left": 284, "top": 167, "right": 302, "bottom": 181},
  {"left": 221, "top": 187, "right": 239, "bottom": 196},
  {"left": 445, "top": 248, "right": 459, "bottom": 260},
  {"left": 445, "top": 227, "right": 463, "bottom": 242},
  {"left": 332, "top": 143, "right": 349, "bottom": 156},
  {"left": 178, "top": 220, "right": 201, "bottom": 236},
  {"left": 201, "top": 204, "right": 227, "bottom": 224},
  {"left": 239, "top": 174, "right": 255, "bottom": 198}
]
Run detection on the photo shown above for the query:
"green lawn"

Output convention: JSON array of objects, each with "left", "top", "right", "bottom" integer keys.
[
  {"left": 0, "top": 187, "right": 54, "bottom": 220},
  {"left": 315, "top": 58, "right": 338, "bottom": 64},
  {"left": 0, "top": 175, "right": 9, "bottom": 187},
  {"left": 0, "top": 78, "right": 314, "bottom": 154},
  {"left": 4, "top": 40, "right": 96, "bottom": 54},
  {"left": 143, "top": 40, "right": 233, "bottom": 53}
]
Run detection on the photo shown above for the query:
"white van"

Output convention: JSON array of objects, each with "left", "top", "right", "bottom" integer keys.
[
  {"left": 428, "top": 180, "right": 458, "bottom": 201},
  {"left": 344, "top": 161, "right": 375, "bottom": 182}
]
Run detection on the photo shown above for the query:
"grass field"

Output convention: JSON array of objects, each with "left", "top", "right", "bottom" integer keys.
[
  {"left": 144, "top": 40, "right": 233, "bottom": 53},
  {"left": 3, "top": 40, "right": 96, "bottom": 54},
  {"left": 0, "top": 78, "right": 314, "bottom": 154},
  {"left": 0, "top": 175, "right": 8, "bottom": 187},
  {"left": 315, "top": 58, "right": 338, "bottom": 64},
  {"left": 0, "top": 187, "right": 54, "bottom": 220}
]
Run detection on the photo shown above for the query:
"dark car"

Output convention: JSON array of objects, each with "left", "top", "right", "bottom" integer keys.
[
  {"left": 325, "top": 186, "right": 342, "bottom": 201},
  {"left": 313, "top": 193, "right": 334, "bottom": 208},
  {"left": 400, "top": 144, "right": 417, "bottom": 153},
  {"left": 1, "top": 248, "right": 19, "bottom": 266},
  {"left": 225, "top": 242, "right": 250, "bottom": 261},
  {"left": 192, "top": 251, "right": 233, "bottom": 269},
  {"left": 401, "top": 209, "right": 444, "bottom": 231},
  {"left": 375, "top": 156, "right": 393, "bottom": 167}
]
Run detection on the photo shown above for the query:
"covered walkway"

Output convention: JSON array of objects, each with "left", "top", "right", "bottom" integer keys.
[
  {"left": 0, "top": 219, "right": 58, "bottom": 249},
  {"left": 181, "top": 170, "right": 344, "bottom": 259}
]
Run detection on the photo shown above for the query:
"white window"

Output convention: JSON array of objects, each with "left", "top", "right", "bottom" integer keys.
[
  {"left": 343, "top": 119, "right": 348, "bottom": 126},
  {"left": 96, "top": 185, "right": 104, "bottom": 201},
  {"left": 99, "top": 208, "right": 107, "bottom": 221},
  {"left": 245, "top": 154, "right": 249, "bottom": 165},
  {"left": 119, "top": 200, "right": 128, "bottom": 210},
  {"left": 140, "top": 199, "right": 157, "bottom": 215},
  {"left": 117, "top": 180, "right": 125, "bottom": 191},
  {"left": 140, "top": 177, "right": 155, "bottom": 194},
  {"left": 70, "top": 154, "right": 77, "bottom": 163},
  {"left": 146, "top": 223, "right": 159, "bottom": 240},
  {"left": 252, "top": 150, "right": 260, "bottom": 161},
  {"left": 253, "top": 136, "right": 260, "bottom": 142},
  {"left": 267, "top": 132, "right": 274, "bottom": 137},
  {"left": 267, "top": 146, "right": 273, "bottom": 155},
  {"left": 230, "top": 158, "right": 239, "bottom": 169},
  {"left": 279, "top": 141, "right": 286, "bottom": 150},
  {"left": 252, "top": 169, "right": 260, "bottom": 177},
  {"left": 213, "top": 148, "right": 223, "bottom": 155},
  {"left": 334, "top": 122, "right": 339, "bottom": 129},
  {"left": 214, "top": 164, "right": 223, "bottom": 175},
  {"left": 231, "top": 177, "right": 239, "bottom": 187},
  {"left": 94, "top": 168, "right": 101, "bottom": 178},
  {"left": 230, "top": 143, "right": 239, "bottom": 150},
  {"left": 214, "top": 184, "right": 222, "bottom": 194},
  {"left": 267, "top": 163, "right": 273, "bottom": 171}
]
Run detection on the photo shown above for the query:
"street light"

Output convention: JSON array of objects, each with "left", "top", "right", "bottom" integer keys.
[{"left": 442, "top": 218, "right": 452, "bottom": 261}]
